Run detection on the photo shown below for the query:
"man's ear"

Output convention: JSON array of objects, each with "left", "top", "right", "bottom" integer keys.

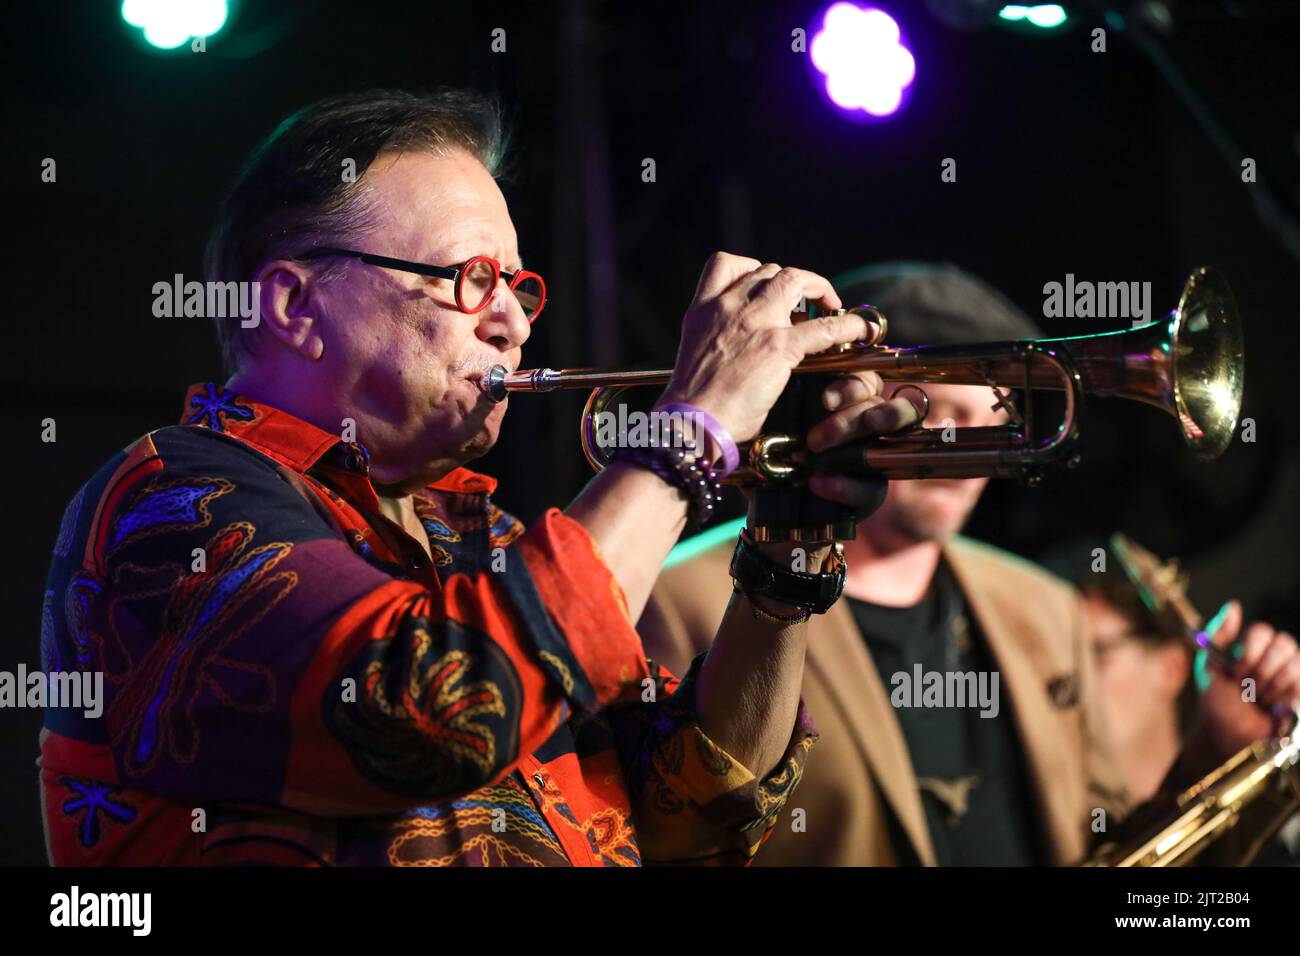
[{"left": 255, "top": 259, "right": 326, "bottom": 360}]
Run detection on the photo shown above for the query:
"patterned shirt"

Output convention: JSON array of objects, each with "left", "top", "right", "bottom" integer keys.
[{"left": 39, "top": 382, "right": 815, "bottom": 866}]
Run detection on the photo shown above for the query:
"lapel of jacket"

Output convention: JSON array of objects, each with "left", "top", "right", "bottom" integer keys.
[
  {"left": 942, "top": 538, "right": 1082, "bottom": 864},
  {"left": 808, "top": 599, "right": 938, "bottom": 866}
]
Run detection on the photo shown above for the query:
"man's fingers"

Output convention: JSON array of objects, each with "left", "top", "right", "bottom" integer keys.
[
  {"left": 806, "top": 394, "right": 922, "bottom": 453},
  {"left": 787, "top": 311, "right": 874, "bottom": 358},
  {"left": 746, "top": 266, "right": 842, "bottom": 316},
  {"left": 809, "top": 473, "right": 888, "bottom": 513},
  {"left": 1212, "top": 600, "right": 1243, "bottom": 647},
  {"left": 1259, "top": 638, "right": 1300, "bottom": 703},
  {"left": 694, "top": 251, "right": 764, "bottom": 302},
  {"left": 823, "top": 372, "right": 883, "bottom": 411},
  {"left": 1233, "top": 621, "right": 1275, "bottom": 680},
  {"left": 807, "top": 396, "right": 884, "bottom": 453},
  {"left": 724, "top": 262, "right": 784, "bottom": 302},
  {"left": 1251, "top": 630, "right": 1295, "bottom": 690},
  {"left": 861, "top": 395, "right": 925, "bottom": 435}
]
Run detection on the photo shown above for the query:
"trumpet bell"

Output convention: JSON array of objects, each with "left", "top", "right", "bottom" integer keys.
[
  {"left": 1056, "top": 266, "right": 1244, "bottom": 462},
  {"left": 1172, "top": 266, "right": 1245, "bottom": 460}
]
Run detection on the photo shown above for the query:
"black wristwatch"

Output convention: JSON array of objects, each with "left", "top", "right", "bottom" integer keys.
[{"left": 729, "top": 531, "right": 847, "bottom": 614}]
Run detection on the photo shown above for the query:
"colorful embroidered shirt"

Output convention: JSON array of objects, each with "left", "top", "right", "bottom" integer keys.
[{"left": 39, "top": 383, "right": 814, "bottom": 866}]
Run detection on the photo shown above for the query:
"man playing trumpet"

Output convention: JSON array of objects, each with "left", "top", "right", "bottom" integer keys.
[{"left": 37, "top": 89, "right": 918, "bottom": 867}]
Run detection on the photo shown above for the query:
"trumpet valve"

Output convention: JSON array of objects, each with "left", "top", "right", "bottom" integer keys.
[{"left": 847, "top": 306, "right": 888, "bottom": 346}]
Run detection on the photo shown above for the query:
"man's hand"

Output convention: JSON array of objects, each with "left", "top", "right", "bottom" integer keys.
[
  {"left": 805, "top": 369, "right": 921, "bottom": 512},
  {"left": 1199, "top": 600, "right": 1300, "bottom": 757},
  {"left": 663, "top": 251, "right": 921, "bottom": 513},
  {"left": 660, "top": 252, "right": 877, "bottom": 442},
  {"left": 742, "top": 370, "right": 922, "bottom": 571},
  {"left": 569, "top": 254, "right": 916, "bottom": 625}
]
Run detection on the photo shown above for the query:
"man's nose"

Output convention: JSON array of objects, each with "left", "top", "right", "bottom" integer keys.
[{"left": 475, "top": 285, "right": 531, "bottom": 351}]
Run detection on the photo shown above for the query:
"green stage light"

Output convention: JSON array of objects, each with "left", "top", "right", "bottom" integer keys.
[
  {"left": 122, "top": 0, "right": 228, "bottom": 50},
  {"left": 998, "top": 4, "right": 1068, "bottom": 28},
  {"left": 663, "top": 517, "right": 746, "bottom": 570}
]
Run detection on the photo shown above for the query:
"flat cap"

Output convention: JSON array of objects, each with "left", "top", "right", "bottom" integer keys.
[{"left": 833, "top": 261, "right": 1042, "bottom": 347}]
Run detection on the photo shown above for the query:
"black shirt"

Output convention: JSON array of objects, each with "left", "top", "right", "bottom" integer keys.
[{"left": 846, "top": 561, "right": 1046, "bottom": 865}]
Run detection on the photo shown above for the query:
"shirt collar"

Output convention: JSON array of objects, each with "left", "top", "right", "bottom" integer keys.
[{"left": 179, "top": 382, "right": 498, "bottom": 495}]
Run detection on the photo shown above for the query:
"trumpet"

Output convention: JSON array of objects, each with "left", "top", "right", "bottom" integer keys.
[{"left": 481, "top": 267, "right": 1245, "bottom": 484}]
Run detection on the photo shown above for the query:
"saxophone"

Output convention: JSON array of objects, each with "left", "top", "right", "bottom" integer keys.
[
  {"left": 1086, "top": 535, "right": 1300, "bottom": 867},
  {"left": 1088, "top": 723, "right": 1300, "bottom": 867}
]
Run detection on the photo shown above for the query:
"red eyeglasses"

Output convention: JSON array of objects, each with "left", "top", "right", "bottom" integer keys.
[{"left": 296, "top": 247, "right": 547, "bottom": 322}]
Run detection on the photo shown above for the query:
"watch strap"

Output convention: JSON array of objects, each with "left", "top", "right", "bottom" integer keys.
[{"left": 728, "top": 532, "right": 846, "bottom": 614}]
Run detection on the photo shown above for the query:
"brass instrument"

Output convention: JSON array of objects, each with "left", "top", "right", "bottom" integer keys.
[
  {"left": 1111, "top": 533, "right": 1240, "bottom": 674},
  {"left": 481, "top": 266, "right": 1245, "bottom": 484},
  {"left": 1086, "top": 535, "right": 1300, "bottom": 866},
  {"left": 1088, "top": 732, "right": 1300, "bottom": 867}
]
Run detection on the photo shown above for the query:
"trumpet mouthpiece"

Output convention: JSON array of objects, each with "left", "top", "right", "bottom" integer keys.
[{"left": 481, "top": 365, "right": 509, "bottom": 403}]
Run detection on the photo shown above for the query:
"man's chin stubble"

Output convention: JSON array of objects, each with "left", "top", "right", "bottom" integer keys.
[{"left": 890, "top": 508, "right": 969, "bottom": 545}]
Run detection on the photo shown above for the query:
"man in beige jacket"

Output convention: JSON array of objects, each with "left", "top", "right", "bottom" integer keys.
[{"left": 639, "top": 262, "right": 1300, "bottom": 866}]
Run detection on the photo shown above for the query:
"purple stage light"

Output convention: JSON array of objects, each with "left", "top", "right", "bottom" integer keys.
[{"left": 810, "top": 3, "right": 915, "bottom": 118}]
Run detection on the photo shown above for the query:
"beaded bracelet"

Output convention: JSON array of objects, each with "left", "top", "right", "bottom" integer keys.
[{"left": 609, "top": 428, "right": 722, "bottom": 526}]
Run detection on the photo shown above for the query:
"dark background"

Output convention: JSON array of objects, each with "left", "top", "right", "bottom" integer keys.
[{"left": 2, "top": 0, "right": 1298, "bottom": 865}]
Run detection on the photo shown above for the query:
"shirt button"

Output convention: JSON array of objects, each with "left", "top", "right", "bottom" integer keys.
[
  {"left": 409, "top": 552, "right": 427, "bottom": 572},
  {"left": 532, "top": 771, "right": 546, "bottom": 789}
]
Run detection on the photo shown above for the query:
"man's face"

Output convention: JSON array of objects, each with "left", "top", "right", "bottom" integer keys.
[
  {"left": 864, "top": 382, "right": 1005, "bottom": 544},
  {"left": 1084, "top": 592, "right": 1188, "bottom": 756},
  {"left": 314, "top": 149, "right": 531, "bottom": 491}
]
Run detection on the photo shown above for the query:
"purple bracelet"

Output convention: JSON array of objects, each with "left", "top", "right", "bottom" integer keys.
[{"left": 656, "top": 403, "right": 740, "bottom": 477}]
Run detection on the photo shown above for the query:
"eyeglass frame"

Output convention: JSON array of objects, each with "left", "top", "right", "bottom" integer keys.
[{"left": 294, "top": 246, "right": 547, "bottom": 322}]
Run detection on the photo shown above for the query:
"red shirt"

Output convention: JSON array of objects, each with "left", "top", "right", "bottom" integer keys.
[{"left": 39, "top": 382, "right": 815, "bottom": 866}]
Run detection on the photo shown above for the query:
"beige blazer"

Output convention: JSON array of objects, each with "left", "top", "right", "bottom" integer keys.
[{"left": 638, "top": 535, "right": 1130, "bottom": 866}]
